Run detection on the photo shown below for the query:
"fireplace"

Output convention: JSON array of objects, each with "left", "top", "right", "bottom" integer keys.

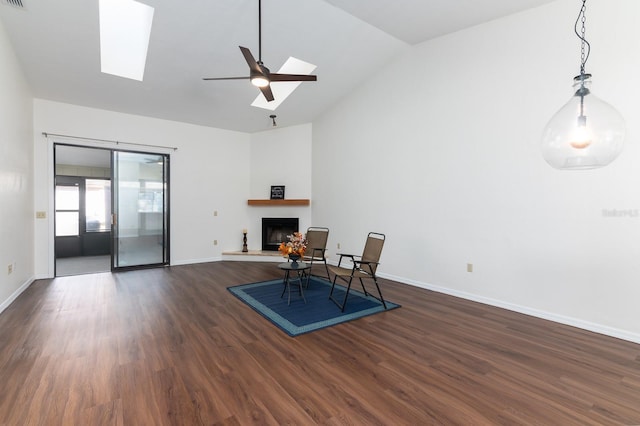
[{"left": 262, "top": 217, "right": 299, "bottom": 251}]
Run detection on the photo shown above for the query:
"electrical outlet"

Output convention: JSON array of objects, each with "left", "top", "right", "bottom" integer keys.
[
  {"left": 213, "top": 210, "right": 218, "bottom": 217},
  {"left": 337, "top": 243, "right": 341, "bottom": 249},
  {"left": 7, "top": 264, "right": 13, "bottom": 274},
  {"left": 214, "top": 240, "right": 218, "bottom": 245},
  {"left": 36, "top": 211, "right": 46, "bottom": 219},
  {"left": 467, "top": 263, "right": 473, "bottom": 273}
]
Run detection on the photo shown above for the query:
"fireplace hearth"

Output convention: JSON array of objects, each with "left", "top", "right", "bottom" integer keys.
[{"left": 262, "top": 218, "right": 299, "bottom": 251}]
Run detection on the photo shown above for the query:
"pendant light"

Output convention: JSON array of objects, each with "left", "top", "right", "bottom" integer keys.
[{"left": 541, "top": 0, "right": 625, "bottom": 170}]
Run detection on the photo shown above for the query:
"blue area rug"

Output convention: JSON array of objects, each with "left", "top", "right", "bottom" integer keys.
[{"left": 228, "top": 277, "right": 400, "bottom": 337}]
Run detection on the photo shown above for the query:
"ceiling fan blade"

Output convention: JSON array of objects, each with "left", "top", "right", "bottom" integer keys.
[
  {"left": 239, "top": 46, "right": 263, "bottom": 75},
  {"left": 269, "top": 73, "right": 317, "bottom": 82},
  {"left": 202, "top": 76, "right": 250, "bottom": 81},
  {"left": 259, "top": 85, "right": 274, "bottom": 102}
]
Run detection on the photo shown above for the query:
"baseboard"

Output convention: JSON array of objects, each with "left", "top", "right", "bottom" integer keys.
[
  {"left": 0, "top": 276, "right": 35, "bottom": 315},
  {"left": 378, "top": 271, "right": 640, "bottom": 345},
  {"left": 221, "top": 251, "right": 283, "bottom": 262},
  {"left": 171, "top": 256, "right": 221, "bottom": 266},
  {"left": 34, "top": 273, "right": 52, "bottom": 280}
]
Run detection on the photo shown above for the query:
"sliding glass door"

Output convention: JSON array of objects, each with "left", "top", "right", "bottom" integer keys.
[{"left": 112, "top": 151, "right": 169, "bottom": 269}]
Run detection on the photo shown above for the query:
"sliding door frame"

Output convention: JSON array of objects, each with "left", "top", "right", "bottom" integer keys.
[{"left": 111, "top": 149, "right": 170, "bottom": 271}]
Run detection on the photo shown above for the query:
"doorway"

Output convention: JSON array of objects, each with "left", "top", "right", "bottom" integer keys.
[{"left": 54, "top": 144, "right": 170, "bottom": 276}]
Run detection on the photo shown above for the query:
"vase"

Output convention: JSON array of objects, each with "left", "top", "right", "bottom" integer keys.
[{"left": 288, "top": 253, "right": 300, "bottom": 265}]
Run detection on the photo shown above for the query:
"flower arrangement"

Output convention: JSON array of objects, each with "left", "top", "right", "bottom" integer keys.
[{"left": 278, "top": 232, "right": 307, "bottom": 258}]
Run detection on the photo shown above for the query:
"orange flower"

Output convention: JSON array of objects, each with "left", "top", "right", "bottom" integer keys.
[{"left": 278, "top": 232, "right": 307, "bottom": 257}]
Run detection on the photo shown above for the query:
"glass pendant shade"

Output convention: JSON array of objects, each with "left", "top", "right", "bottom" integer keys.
[{"left": 541, "top": 75, "right": 625, "bottom": 170}]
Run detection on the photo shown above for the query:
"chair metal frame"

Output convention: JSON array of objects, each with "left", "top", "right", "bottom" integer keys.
[{"left": 328, "top": 232, "right": 387, "bottom": 312}]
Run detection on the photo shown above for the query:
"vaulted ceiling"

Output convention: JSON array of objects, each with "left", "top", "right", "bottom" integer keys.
[{"left": 0, "top": 0, "right": 555, "bottom": 133}]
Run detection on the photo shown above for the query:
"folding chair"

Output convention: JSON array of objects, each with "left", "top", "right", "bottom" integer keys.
[{"left": 328, "top": 232, "right": 387, "bottom": 312}]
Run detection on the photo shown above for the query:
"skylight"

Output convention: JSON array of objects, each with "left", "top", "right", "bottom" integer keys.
[
  {"left": 251, "top": 57, "right": 317, "bottom": 110},
  {"left": 99, "top": 0, "right": 154, "bottom": 81}
]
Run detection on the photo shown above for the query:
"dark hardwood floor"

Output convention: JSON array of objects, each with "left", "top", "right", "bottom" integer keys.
[{"left": 0, "top": 261, "right": 639, "bottom": 425}]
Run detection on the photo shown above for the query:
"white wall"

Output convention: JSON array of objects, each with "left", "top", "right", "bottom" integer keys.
[
  {"left": 0, "top": 18, "right": 34, "bottom": 312},
  {"left": 312, "top": 0, "right": 640, "bottom": 342},
  {"left": 33, "top": 99, "right": 251, "bottom": 276},
  {"left": 246, "top": 124, "right": 313, "bottom": 250}
]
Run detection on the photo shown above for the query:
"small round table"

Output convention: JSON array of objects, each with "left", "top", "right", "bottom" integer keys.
[{"left": 278, "top": 262, "right": 311, "bottom": 305}]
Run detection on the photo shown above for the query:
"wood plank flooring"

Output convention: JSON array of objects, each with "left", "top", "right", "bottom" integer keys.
[{"left": 0, "top": 261, "right": 639, "bottom": 425}]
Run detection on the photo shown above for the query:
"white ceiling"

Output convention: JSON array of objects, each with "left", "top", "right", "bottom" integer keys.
[{"left": 0, "top": 0, "right": 555, "bottom": 133}]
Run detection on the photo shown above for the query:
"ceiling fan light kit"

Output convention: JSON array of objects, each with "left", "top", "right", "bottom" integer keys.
[
  {"left": 251, "top": 71, "right": 270, "bottom": 88},
  {"left": 541, "top": 0, "right": 625, "bottom": 170},
  {"left": 203, "top": 0, "right": 317, "bottom": 104}
]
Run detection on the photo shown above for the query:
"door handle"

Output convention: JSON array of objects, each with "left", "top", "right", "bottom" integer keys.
[{"left": 111, "top": 213, "right": 117, "bottom": 226}]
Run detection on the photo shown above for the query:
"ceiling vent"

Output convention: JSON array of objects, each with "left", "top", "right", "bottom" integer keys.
[{"left": 3, "top": 0, "right": 24, "bottom": 7}]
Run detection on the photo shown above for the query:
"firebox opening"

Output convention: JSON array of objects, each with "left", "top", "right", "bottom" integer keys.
[{"left": 262, "top": 218, "right": 299, "bottom": 251}]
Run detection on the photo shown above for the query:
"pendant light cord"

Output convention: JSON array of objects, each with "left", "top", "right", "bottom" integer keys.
[{"left": 574, "top": 0, "right": 590, "bottom": 76}]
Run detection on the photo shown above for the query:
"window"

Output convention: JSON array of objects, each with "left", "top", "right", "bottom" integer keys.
[
  {"left": 85, "top": 179, "right": 111, "bottom": 232},
  {"left": 55, "top": 185, "right": 80, "bottom": 236}
]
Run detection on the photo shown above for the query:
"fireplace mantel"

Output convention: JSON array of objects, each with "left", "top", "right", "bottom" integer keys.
[{"left": 247, "top": 199, "right": 310, "bottom": 206}]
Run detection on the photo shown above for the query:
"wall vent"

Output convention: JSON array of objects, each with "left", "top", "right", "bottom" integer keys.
[{"left": 3, "top": 0, "right": 24, "bottom": 7}]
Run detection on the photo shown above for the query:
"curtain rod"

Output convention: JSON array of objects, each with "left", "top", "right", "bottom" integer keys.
[{"left": 41, "top": 132, "right": 178, "bottom": 151}]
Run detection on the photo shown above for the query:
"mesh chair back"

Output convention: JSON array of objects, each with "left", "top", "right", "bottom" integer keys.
[
  {"left": 305, "top": 227, "right": 329, "bottom": 258},
  {"left": 361, "top": 232, "right": 385, "bottom": 274}
]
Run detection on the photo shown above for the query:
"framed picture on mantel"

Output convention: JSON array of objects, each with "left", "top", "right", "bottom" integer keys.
[{"left": 270, "top": 185, "right": 285, "bottom": 200}]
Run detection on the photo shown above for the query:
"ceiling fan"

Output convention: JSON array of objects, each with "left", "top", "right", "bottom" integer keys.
[{"left": 202, "top": 0, "right": 317, "bottom": 102}]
